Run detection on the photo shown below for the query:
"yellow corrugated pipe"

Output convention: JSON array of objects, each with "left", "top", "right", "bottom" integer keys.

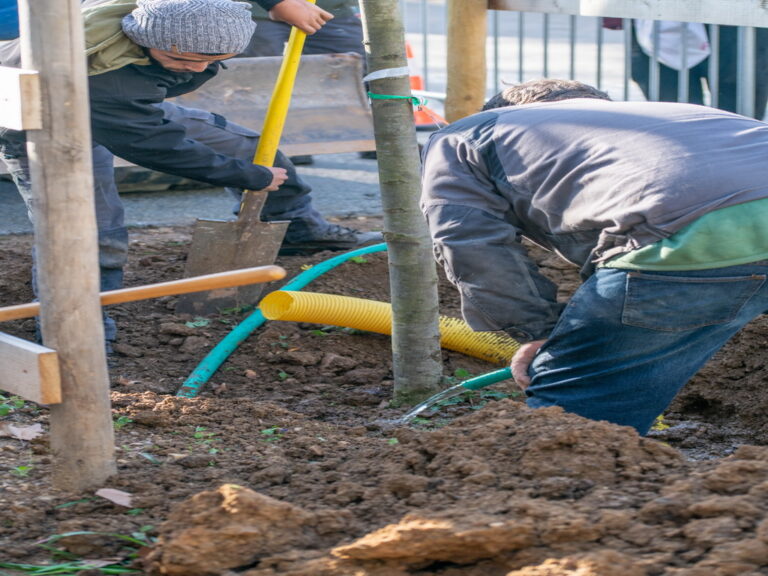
[{"left": 260, "top": 291, "right": 520, "bottom": 365}]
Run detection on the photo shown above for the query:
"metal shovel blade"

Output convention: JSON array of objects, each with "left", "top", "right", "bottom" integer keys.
[{"left": 176, "top": 190, "right": 289, "bottom": 315}]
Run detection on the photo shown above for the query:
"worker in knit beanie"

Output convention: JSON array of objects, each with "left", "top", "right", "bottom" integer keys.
[{"left": 122, "top": 0, "right": 256, "bottom": 55}]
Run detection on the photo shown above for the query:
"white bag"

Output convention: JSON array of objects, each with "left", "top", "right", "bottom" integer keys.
[{"left": 634, "top": 20, "right": 711, "bottom": 71}]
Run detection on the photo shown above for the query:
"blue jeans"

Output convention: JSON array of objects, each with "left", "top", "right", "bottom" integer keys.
[{"left": 526, "top": 261, "right": 768, "bottom": 435}]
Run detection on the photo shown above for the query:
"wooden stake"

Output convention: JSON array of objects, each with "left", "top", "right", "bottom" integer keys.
[
  {"left": 19, "top": 0, "right": 116, "bottom": 490},
  {"left": 445, "top": 0, "right": 488, "bottom": 122},
  {"left": 0, "top": 333, "right": 61, "bottom": 404}
]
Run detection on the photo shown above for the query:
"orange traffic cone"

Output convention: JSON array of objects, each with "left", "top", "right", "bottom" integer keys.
[{"left": 406, "top": 41, "right": 447, "bottom": 129}]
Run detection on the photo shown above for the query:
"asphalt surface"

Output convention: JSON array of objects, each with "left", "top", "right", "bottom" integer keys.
[{"left": 0, "top": 151, "right": 391, "bottom": 235}]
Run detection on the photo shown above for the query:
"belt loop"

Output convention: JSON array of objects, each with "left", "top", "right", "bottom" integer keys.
[{"left": 211, "top": 112, "right": 227, "bottom": 129}]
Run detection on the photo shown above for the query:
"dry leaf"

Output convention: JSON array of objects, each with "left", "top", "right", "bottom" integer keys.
[
  {"left": 95, "top": 488, "right": 133, "bottom": 507},
  {"left": 0, "top": 422, "right": 44, "bottom": 441}
]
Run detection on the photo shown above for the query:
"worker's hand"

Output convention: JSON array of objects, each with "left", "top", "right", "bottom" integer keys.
[
  {"left": 268, "top": 0, "right": 333, "bottom": 34},
  {"left": 510, "top": 339, "right": 546, "bottom": 390},
  {"left": 263, "top": 167, "right": 288, "bottom": 191}
]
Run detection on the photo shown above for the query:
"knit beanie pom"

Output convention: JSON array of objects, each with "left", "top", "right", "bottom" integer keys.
[{"left": 122, "top": 0, "right": 256, "bottom": 55}]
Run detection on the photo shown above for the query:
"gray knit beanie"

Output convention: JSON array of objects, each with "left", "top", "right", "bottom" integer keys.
[{"left": 122, "top": 0, "right": 256, "bottom": 55}]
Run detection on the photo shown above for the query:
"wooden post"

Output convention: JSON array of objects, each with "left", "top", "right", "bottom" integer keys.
[
  {"left": 445, "top": 0, "right": 489, "bottom": 122},
  {"left": 19, "top": 0, "right": 117, "bottom": 489}
]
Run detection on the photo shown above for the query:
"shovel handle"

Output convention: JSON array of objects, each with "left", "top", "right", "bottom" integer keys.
[
  {"left": 252, "top": 0, "right": 315, "bottom": 168},
  {"left": 0, "top": 265, "right": 286, "bottom": 322}
]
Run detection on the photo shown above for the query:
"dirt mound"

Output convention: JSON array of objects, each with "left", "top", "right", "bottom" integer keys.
[{"left": 143, "top": 401, "right": 768, "bottom": 575}]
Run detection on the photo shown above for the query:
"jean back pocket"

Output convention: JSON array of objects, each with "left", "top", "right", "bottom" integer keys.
[{"left": 622, "top": 271, "right": 765, "bottom": 331}]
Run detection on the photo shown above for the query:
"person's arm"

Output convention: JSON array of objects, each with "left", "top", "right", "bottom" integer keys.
[
  {"left": 88, "top": 69, "right": 275, "bottom": 191},
  {"left": 255, "top": 0, "right": 333, "bottom": 34},
  {"left": 421, "top": 129, "right": 565, "bottom": 343}
]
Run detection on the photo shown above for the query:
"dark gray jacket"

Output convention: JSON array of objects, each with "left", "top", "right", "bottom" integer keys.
[{"left": 421, "top": 99, "right": 768, "bottom": 340}]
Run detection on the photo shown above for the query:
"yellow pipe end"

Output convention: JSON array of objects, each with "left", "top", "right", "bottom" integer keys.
[{"left": 260, "top": 291, "right": 519, "bottom": 365}]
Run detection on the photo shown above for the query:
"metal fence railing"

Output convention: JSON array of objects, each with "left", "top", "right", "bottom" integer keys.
[{"left": 400, "top": 0, "right": 768, "bottom": 120}]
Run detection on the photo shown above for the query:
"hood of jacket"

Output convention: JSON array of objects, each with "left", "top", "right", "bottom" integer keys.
[{"left": 84, "top": 0, "right": 150, "bottom": 76}]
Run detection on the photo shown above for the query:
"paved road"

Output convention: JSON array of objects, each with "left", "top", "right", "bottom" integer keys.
[{"left": 0, "top": 151, "right": 389, "bottom": 235}]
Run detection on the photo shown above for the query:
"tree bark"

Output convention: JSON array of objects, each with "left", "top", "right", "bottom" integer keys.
[
  {"left": 19, "top": 0, "right": 117, "bottom": 490},
  {"left": 446, "top": 0, "right": 488, "bottom": 121},
  {"left": 359, "top": 0, "right": 443, "bottom": 403}
]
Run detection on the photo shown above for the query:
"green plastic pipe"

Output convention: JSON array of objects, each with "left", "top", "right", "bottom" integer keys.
[{"left": 461, "top": 367, "right": 513, "bottom": 390}]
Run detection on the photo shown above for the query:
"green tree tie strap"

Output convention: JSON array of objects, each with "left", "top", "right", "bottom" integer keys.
[{"left": 367, "top": 92, "right": 426, "bottom": 107}]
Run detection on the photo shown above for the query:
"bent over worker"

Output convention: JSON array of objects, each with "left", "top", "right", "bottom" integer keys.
[
  {"left": 421, "top": 78, "right": 768, "bottom": 435},
  {"left": 0, "top": 0, "right": 381, "bottom": 350}
]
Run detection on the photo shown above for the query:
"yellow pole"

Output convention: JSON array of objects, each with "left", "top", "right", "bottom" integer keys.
[{"left": 252, "top": 0, "right": 315, "bottom": 167}]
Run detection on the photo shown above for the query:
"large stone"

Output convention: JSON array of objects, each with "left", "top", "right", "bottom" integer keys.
[{"left": 144, "top": 484, "right": 315, "bottom": 576}]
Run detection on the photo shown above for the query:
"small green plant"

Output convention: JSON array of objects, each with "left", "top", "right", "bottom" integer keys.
[
  {"left": 185, "top": 317, "right": 210, "bottom": 328},
  {"left": 0, "top": 528, "right": 156, "bottom": 574},
  {"left": 10, "top": 465, "right": 33, "bottom": 477},
  {"left": 113, "top": 415, "right": 133, "bottom": 431},
  {"left": 480, "top": 389, "right": 515, "bottom": 400},
  {"left": 260, "top": 426, "right": 285, "bottom": 442},
  {"left": 0, "top": 394, "right": 26, "bottom": 416},
  {"left": 270, "top": 335, "right": 290, "bottom": 349},
  {"left": 349, "top": 255, "right": 369, "bottom": 264},
  {"left": 193, "top": 426, "right": 216, "bottom": 443},
  {"left": 191, "top": 426, "right": 219, "bottom": 454},
  {"left": 54, "top": 498, "right": 94, "bottom": 509},
  {"left": 440, "top": 368, "right": 475, "bottom": 388},
  {"left": 308, "top": 329, "right": 330, "bottom": 337},
  {"left": 277, "top": 370, "right": 290, "bottom": 381},
  {"left": 218, "top": 306, "right": 249, "bottom": 315},
  {"left": 409, "top": 417, "right": 432, "bottom": 425}
]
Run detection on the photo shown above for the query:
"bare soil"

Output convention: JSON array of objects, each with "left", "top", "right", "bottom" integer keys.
[{"left": 1, "top": 217, "right": 768, "bottom": 576}]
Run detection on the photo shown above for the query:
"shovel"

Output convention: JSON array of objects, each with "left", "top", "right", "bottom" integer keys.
[{"left": 177, "top": 8, "right": 314, "bottom": 315}]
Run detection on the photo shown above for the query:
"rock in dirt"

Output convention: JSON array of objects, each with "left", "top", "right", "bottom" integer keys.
[
  {"left": 505, "top": 550, "right": 646, "bottom": 576},
  {"left": 111, "top": 342, "right": 144, "bottom": 358},
  {"left": 144, "top": 484, "right": 316, "bottom": 576}
]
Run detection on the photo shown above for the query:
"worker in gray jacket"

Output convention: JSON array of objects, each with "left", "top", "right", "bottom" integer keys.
[{"left": 421, "top": 78, "right": 768, "bottom": 434}]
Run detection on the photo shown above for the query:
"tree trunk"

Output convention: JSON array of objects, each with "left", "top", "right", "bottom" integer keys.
[
  {"left": 446, "top": 0, "right": 488, "bottom": 121},
  {"left": 359, "top": 0, "right": 443, "bottom": 403},
  {"left": 19, "top": 0, "right": 117, "bottom": 490}
]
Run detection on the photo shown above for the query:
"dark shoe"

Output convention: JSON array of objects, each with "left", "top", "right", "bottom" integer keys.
[
  {"left": 279, "top": 224, "right": 383, "bottom": 255},
  {"left": 289, "top": 155, "right": 314, "bottom": 166},
  {"left": 358, "top": 150, "right": 377, "bottom": 160}
]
